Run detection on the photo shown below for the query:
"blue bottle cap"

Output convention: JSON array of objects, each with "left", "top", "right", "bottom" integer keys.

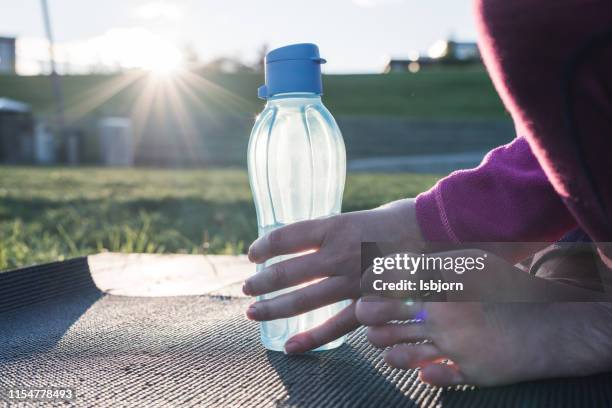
[{"left": 258, "top": 43, "right": 326, "bottom": 100}]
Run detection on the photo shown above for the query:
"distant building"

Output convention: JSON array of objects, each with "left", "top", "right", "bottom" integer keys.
[
  {"left": 0, "top": 98, "right": 35, "bottom": 163},
  {"left": 98, "top": 117, "right": 134, "bottom": 166},
  {"left": 385, "top": 59, "right": 423, "bottom": 74},
  {"left": 0, "top": 37, "right": 16, "bottom": 74},
  {"left": 34, "top": 122, "right": 56, "bottom": 164},
  {"left": 384, "top": 39, "right": 481, "bottom": 73}
]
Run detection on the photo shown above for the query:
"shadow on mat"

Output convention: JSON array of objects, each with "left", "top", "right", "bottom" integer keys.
[
  {"left": 436, "top": 372, "right": 612, "bottom": 408},
  {"left": 266, "top": 339, "right": 612, "bottom": 408},
  {"left": 0, "top": 257, "right": 103, "bottom": 363},
  {"left": 266, "top": 346, "right": 422, "bottom": 407}
]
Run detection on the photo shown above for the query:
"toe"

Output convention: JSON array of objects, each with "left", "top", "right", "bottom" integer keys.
[
  {"left": 419, "top": 362, "right": 465, "bottom": 386},
  {"left": 384, "top": 343, "right": 442, "bottom": 369},
  {"left": 356, "top": 297, "right": 421, "bottom": 325},
  {"left": 367, "top": 322, "right": 427, "bottom": 348}
]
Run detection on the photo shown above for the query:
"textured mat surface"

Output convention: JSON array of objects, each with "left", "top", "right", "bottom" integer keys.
[{"left": 1, "top": 258, "right": 612, "bottom": 407}]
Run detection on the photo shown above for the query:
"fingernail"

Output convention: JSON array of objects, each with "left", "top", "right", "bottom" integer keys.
[
  {"left": 242, "top": 281, "right": 251, "bottom": 296},
  {"left": 246, "top": 304, "right": 257, "bottom": 319},
  {"left": 284, "top": 340, "right": 300, "bottom": 354},
  {"left": 247, "top": 244, "right": 258, "bottom": 262}
]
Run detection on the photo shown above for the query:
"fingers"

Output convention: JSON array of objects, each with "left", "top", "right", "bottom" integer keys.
[
  {"left": 246, "top": 277, "right": 347, "bottom": 321},
  {"left": 384, "top": 343, "right": 443, "bottom": 369},
  {"left": 284, "top": 301, "right": 359, "bottom": 354},
  {"left": 355, "top": 297, "right": 422, "bottom": 326},
  {"left": 419, "top": 362, "right": 465, "bottom": 386},
  {"left": 243, "top": 253, "right": 328, "bottom": 296},
  {"left": 367, "top": 322, "right": 427, "bottom": 348},
  {"left": 248, "top": 218, "right": 329, "bottom": 263}
]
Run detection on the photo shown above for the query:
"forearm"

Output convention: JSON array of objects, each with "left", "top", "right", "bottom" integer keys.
[{"left": 415, "top": 137, "right": 576, "bottom": 262}]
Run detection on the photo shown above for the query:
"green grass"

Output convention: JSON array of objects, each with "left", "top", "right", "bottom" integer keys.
[
  {"left": 0, "top": 68, "right": 500, "bottom": 268},
  {"left": 0, "top": 166, "right": 440, "bottom": 271},
  {"left": 0, "top": 67, "right": 506, "bottom": 120}
]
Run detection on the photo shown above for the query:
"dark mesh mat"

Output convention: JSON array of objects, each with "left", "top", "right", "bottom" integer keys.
[{"left": 1, "top": 258, "right": 612, "bottom": 407}]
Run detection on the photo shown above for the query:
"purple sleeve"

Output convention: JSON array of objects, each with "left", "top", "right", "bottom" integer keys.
[{"left": 415, "top": 137, "right": 576, "bottom": 245}]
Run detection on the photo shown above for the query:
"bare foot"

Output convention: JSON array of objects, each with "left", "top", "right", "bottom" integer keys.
[{"left": 356, "top": 299, "right": 612, "bottom": 387}]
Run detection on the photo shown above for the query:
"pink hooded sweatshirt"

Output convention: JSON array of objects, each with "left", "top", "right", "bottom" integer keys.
[{"left": 415, "top": 0, "right": 612, "bottom": 264}]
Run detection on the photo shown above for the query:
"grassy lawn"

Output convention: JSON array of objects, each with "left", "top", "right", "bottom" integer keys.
[
  {"left": 0, "top": 166, "right": 440, "bottom": 271},
  {"left": 0, "top": 68, "right": 503, "bottom": 269},
  {"left": 0, "top": 67, "right": 505, "bottom": 120}
]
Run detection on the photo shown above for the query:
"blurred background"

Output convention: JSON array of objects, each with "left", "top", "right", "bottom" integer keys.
[{"left": 0, "top": 0, "right": 513, "bottom": 270}]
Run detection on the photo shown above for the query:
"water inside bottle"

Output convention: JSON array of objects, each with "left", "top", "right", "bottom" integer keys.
[{"left": 257, "top": 223, "right": 349, "bottom": 352}]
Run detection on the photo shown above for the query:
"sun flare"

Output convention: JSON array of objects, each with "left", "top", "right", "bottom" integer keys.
[{"left": 141, "top": 43, "right": 183, "bottom": 76}]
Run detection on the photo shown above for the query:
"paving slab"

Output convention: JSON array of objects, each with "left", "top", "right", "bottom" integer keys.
[{"left": 89, "top": 253, "right": 252, "bottom": 297}]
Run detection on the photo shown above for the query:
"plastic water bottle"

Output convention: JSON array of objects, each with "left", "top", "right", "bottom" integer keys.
[{"left": 247, "top": 43, "right": 349, "bottom": 352}]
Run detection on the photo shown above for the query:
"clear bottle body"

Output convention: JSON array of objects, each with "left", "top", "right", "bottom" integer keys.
[{"left": 247, "top": 93, "right": 348, "bottom": 351}]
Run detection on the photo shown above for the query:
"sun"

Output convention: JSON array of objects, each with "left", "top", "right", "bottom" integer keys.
[
  {"left": 133, "top": 37, "right": 184, "bottom": 76},
  {"left": 143, "top": 47, "right": 183, "bottom": 76},
  {"left": 147, "top": 57, "right": 181, "bottom": 75}
]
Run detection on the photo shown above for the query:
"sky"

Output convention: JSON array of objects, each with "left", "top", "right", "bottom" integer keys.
[{"left": 0, "top": 0, "right": 478, "bottom": 75}]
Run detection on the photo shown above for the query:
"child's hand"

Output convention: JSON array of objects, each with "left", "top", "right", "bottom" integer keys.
[{"left": 243, "top": 198, "right": 424, "bottom": 352}]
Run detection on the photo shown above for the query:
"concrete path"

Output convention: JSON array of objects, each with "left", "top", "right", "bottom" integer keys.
[
  {"left": 89, "top": 253, "right": 252, "bottom": 298},
  {"left": 348, "top": 151, "right": 488, "bottom": 173}
]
